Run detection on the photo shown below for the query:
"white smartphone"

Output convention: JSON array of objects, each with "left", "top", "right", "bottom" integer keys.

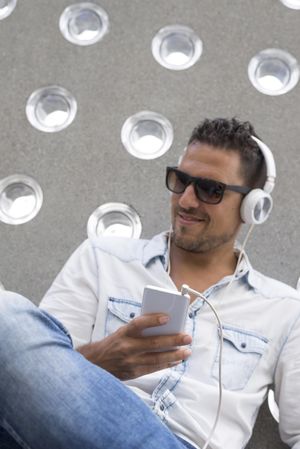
[{"left": 141, "top": 285, "right": 190, "bottom": 337}]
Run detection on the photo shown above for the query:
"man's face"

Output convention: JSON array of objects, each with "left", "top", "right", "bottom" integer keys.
[{"left": 171, "top": 142, "right": 245, "bottom": 253}]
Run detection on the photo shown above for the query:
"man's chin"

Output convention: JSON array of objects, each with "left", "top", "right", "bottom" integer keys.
[
  {"left": 173, "top": 232, "right": 206, "bottom": 253},
  {"left": 172, "top": 228, "right": 237, "bottom": 254}
]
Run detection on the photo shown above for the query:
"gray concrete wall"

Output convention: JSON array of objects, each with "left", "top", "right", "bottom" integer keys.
[{"left": 1, "top": 1, "right": 299, "bottom": 447}]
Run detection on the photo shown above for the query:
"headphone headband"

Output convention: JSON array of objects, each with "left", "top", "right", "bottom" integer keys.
[
  {"left": 176, "top": 133, "right": 276, "bottom": 225},
  {"left": 239, "top": 135, "right": 276, "bottom": 225},
  {"left": 251, "top": 135, "right": 276, "bottom": 194}
]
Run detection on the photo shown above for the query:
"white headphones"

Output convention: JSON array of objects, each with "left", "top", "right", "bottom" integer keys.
[{"left": 240, "top": 136, "right": 276, "bottom": 225}]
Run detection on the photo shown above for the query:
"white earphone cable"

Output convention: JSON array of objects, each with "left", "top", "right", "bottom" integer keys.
[
  {"left": 221, "top": 224, "right": 255, "bottom": 295},
  {"left": 167, "top": 224, "right": 255, "bottom": 449},
  {"left": 180, "top": 284, "right": 223, "bottom": 449}
]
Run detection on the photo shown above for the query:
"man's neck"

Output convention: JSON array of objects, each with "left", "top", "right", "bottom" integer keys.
[{"left": 169, "top": 240, "right": 238, "bottom": 295}]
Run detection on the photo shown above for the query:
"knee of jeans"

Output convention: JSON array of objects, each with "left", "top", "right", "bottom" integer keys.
[{"left": 0, "top": 291, "right": 35, "bottom": 336}]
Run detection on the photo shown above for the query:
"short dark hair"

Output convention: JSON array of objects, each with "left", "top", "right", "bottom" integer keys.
[{"left": 188, "top": 117, "right": 265, "bottom": 188}]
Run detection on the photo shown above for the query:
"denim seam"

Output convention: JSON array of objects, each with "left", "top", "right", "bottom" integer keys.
[
  {"left": 168, "top": 315, "right": 195, "bottom": 394},
  {"left": 221, "top": 323, "right": 269, "bottom": 343},
  {"left": 211, "top": 324, "right": 268, "bottom": 390},
  {"left": 39, "top": 310, "right": 73, "bottom": 347},
  {"left": 108, "top": 297, "right": 142, "bottom": 307},
  {"left": 164, "top": 396, "right": 177, "bottom": 412},
  {"left": 153, "top": 375, "right": 170, "bottom": 399},
  {"left": 152, "top": 353, "right": 187, "bottom": 400},
  {"left": 210, "top": 327, "right": 220, "bottom": 380},
  {"left": 169, "top": 361, "right": 187, "bottom": 394},
  {"left": 154, "top": 315, "right": 195, "bottom": 405},
  {"left": 189, "top": 300, "right": 204, "bottom": 314},
  {"left": 1, "top": 419, "right": 32, "bottom": 449},
  {"left": 107, "top": 298, "right": 141, "bottom": 324},
  {"left": 105, "top": 298, "right": 141, "bottom": 336}
]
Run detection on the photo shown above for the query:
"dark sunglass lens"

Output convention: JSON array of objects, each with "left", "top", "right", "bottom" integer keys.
[
  {"left": 167, "top": 169, "right": 188, "bottom": 193},
  {"left": 195, "top": 179, "right": 224, "bottom": 204}
]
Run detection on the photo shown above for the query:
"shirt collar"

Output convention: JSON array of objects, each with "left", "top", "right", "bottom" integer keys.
[
  {"left": 142, "top": 231, "right": 169, "bottom": 267},
  {"left": 92, "top": 230, "right": 299, "bottom": 299},
  {"left": 142, "top": 231, "right": 255, "bottom": 287}
]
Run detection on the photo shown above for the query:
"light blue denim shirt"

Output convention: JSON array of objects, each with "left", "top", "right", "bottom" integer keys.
[{"left": 40, "top": 232, "right": 300, "bottom": 449}]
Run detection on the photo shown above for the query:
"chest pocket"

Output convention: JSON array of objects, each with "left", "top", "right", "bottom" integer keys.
[
  {"left": 105, "top": 297, "right": 141, "bottom": 336},
  {"left": 212, "top": 325, "right": 268, "bottom": 391}
]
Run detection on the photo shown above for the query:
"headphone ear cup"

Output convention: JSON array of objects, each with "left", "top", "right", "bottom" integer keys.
[{"left": 240, "top": 189, "right": 273, "bottom": 225}]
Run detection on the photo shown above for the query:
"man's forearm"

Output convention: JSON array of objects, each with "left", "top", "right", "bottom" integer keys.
[{"left": 75, "top": 315, "right": 192, "bottom": 380}]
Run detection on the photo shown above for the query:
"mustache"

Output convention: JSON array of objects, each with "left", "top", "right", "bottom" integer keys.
[{"left": 175, "top": 206, "right": 210, "bottom": 221}]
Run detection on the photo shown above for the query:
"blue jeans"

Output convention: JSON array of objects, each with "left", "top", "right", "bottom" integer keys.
[{"left": 0, "top": 291, "right": 196, "bottom": 449}]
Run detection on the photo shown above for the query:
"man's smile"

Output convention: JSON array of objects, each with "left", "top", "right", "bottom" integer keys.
[{"left": 177, "top": 210, "right": 208, "bottom": 225}]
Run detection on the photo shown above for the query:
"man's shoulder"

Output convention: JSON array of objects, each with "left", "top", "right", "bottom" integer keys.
[
  {"left": 249, "top": 268, "right": 300, "bottom": 302},
  {"left": 91, "top": 236, "right": 148, "bottom": 259},
  {"left": 86, "top": 232, "right": 167, "bottom": 264}
]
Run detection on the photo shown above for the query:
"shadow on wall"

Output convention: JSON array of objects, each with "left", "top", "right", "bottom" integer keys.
[{"left": 246, "top": 400, "right": 288, "bottom": 449}]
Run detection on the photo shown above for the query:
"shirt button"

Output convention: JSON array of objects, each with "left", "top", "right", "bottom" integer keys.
[
  {"left": 189, "top": 312, "right": 193, "bottom": 319},
  {"left": 160, "top": 404, "right": 165, "bottom": 411},
  {"left": 129, "top": 312, "right": 135, "bottom": 318},
  {"left": 241, "top": 342, "right": 247, "bottom": 349}
]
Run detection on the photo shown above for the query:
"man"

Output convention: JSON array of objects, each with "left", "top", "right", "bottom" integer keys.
[{"left": 0, "top": 118, "right": 299, "bottom": 449}]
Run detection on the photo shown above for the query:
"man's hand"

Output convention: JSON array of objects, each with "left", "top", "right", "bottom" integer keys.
[{"left": 77, "top": 313, "right": 192, "bottom": 380}]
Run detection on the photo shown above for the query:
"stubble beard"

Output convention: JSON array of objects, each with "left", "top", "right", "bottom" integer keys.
[{"left": 173, "top": 224, "right": 237, "bottom": 254}]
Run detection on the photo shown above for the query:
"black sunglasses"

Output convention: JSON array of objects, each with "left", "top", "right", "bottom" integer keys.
[{"left": 166, "top": 166, "right": 251, "bottom": 205}]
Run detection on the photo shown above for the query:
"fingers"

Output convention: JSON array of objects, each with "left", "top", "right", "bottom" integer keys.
[
  {"left": 112, "top": 331, "right": 192, "bottom": 366},
  {"left": 125, "top": 313, "right": 170, "bottom": 337},
  {"left": 99, "top": 315, "right": 193, "bottom": 380},
  {"left": 120, "top": 348, "right": 192, "bottom": 380},
  {"left": 118, "top": 314, "right": 192, "bottom": 354},
  {"left": 140, "top": 332, "right": 192, "bottom": 351},
  {"left": 116, "top": 331, "right": 192, "bottom": 356},
  {"left": 135, "top": 347, "right": 192, "bottom": 367}
]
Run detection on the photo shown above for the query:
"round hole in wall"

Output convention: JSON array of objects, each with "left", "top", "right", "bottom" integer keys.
[
  {"left": 26, "top": 86, "right": 77, "bottom": 132},
  {"left": 152, "top": 25, "right": 202, "bottom": 70},
  {"left": 0, "top": 175, "right": 43, "bottom": 225},
  {"left": 60, "top": 2, "right": 109, "bottom": 46},
  {"left": 280, "top": 0, "right": 300, "bottom": 9},
  {"left": 87, "top": 202, "right": 142, "bottom": 239},
  {"left": 0, "top": 0, "right": 17, "bottom": 20},
  {"left": 121, "top": 111, "right": 173, "bottom": 159},
  {"left": 248, "top": 48, "right": 299, "bottom": 95}
]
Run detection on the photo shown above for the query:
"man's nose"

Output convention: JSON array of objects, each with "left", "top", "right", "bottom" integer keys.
[{"left": 178, "top": 183, "right": 200, "bottom": 209}]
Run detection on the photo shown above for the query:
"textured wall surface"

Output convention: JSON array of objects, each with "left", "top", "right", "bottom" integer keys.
[{"left": 0, "top": 1, "right": 299, "bottom": 447}]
